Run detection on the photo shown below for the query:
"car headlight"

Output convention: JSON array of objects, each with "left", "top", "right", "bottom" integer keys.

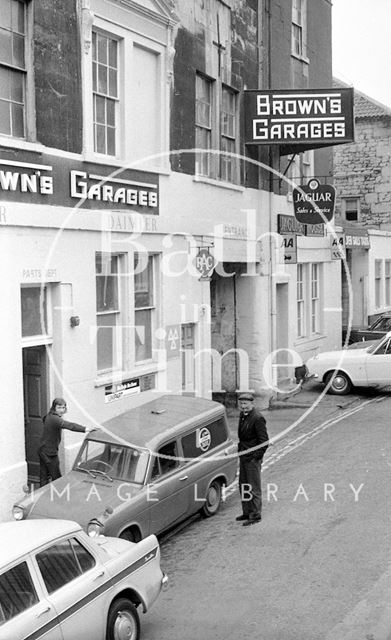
[
  {"left": 13, "top": 506, "right": 24, "bottom": 521},
  {"left": 87, "top": 520, "right": 103, "bottom": 537}
]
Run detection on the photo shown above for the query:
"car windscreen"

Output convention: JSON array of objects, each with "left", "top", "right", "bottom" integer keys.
[{"left": 73, "top": 439, "right": 149, "bottom": 484}]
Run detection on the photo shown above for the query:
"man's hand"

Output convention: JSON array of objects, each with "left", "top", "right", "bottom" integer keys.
[{"left": 85, "top": 426, "right": 97, "bottom": 434}]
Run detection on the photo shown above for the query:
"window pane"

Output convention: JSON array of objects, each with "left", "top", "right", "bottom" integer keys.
[
  {"left": 98, "top": 65, "right": 107, "bottom": 94},
  {"left": 0, "top": 562, "right": 38, "bottom": 624},
  {"left": 95, "top": 124, "right": 106, "bottom": 154},
  {"left": 95, "top": 95, "right": 105, "bottom": 124},
  {"left": 134, "top": 255, "right": 153, "bottom": 308},
  {"left": 10, "top": 70, "right": 23, "bottom": 101},
  {"left": 106, "top": 98, "right": 115, "bottom": 126},
  {"left": 108, "top": 39, "right": 117, "bottom": 66},
  {"left": 37, "top": 541, "right": 81, "bottom": 594},
  {"left": 97, "top": 34, "right": 107, "bottom": 64},
  {"left": 0, "top": 28, "right": 12, "bottom": 64},
  {"left": 96, "top": 254, "right": 118, "bottom": 312},
  {"left": 12, "top": 0, "right": 25, "bottom": 33},
  {"left": 21, "top": 287, "right": 47, "bottom": 337},
  {"left": 97, "top": 313, "right": 117, "bottom": 370},
  {"left": 70, "top": 539, "right": 95, "bottom": 574},
  {"left": 106, "top": 126, "right": 116, "bottom": 156},
  {"left": 135, "top": 309, "right": 152, "bottom": 361},
  {"left": 12, "top": 32, "right": 24, "bottom": 67},
  {"left": 0, "top": 100, "right": 11, "bottom": 135},
  {"left": 11, "top": 101, "right": 24, "bottom": 136},
  {"left": 109, "top": 68, "right": 117, "bottom": 98}
]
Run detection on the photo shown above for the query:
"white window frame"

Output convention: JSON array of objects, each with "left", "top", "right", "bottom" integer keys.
[
  {"left": 342, "top": 197, "right": 360, "bottom": 222},
  {"left": 0, "top": 0, "right": 35, "bottom": 142},
  {"left": 82, "top": 14, "right": 169, "bottom": 170},
  {"left": 133, "top": 253, "right": 158, "bottom": 364},
  {"left": 195, "top": 72, "right": 239, "bottom": 184},
  {"left": 375, "top": 259, "right": 383, "bottom": 309},
  {"left": 92, "top": 30, "right": 119, "bottom": 157},
  {"left": 291, "top": 0, "right": 307, "bottom": 60},
  {"left": 20, "top": 283, "right": 53, "bottom": 347},
  {"left": 310, "top": 263, "right": 320, "bottom": 334},
  {"left": 385, "top": 260, "right": 391, "bottom": 306},
  {"left": 297, "top": 262, "right": 322, "bottom": 339},
  {"left": 96, "top": 252, "right": 124, "bottom": 374},
  {"left": 297, "top": 264, "right": 305, "bottom": 338}
]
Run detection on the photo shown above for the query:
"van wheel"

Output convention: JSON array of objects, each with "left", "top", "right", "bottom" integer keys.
[
  {"left": 106, "top": 598, "right": 139, "bottom": 640},
  {"left": 119, "top": 528, "right": 140, "bottom": 543},
  {"left": 201, "top": 480, "right": 222, "bottom": 517}
]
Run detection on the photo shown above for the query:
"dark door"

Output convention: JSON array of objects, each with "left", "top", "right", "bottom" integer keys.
[{"left": 23, "top": 346, "right": 48, "bottom": 484}]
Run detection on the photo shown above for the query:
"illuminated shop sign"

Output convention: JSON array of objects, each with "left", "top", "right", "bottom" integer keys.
[
  {"left": 244, "top": 88, "right": 354, "bottom": 151},
  {"left": 0, "top": 154, "right": 159, "bottom": 213}
]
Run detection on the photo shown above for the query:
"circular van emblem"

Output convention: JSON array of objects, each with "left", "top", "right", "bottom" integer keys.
[{"left": 197, "top": 427, "right": 211, "bottom": 452}]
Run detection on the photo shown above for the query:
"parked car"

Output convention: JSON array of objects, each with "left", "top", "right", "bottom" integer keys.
[
  {"left": 305, "top": 331, "right": 391, "bottom": 395},
  {"left": 0, "top": 518, "right": 167, "bottom": 640},
  {"left": 343, "top": 313, "right": 391, "bottom": 344},
  {"left": 13, "top": 393, "right": 237, "bottom": 542}
]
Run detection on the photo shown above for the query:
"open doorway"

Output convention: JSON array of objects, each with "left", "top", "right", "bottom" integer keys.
[{"left": 22, "top": 346, "right": 48, "bottom": 485}]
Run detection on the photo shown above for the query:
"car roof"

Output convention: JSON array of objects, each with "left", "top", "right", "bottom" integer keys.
[
  {"left": 90, "top": 393, "right": 226, "bottom": 450},
  {"left": 0, "top": 520, "right": 83, "bottom": 569}
]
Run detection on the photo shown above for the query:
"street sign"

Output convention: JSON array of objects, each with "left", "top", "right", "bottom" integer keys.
[
  {"left": 194, "top": 247, "right": 216, "bottom": 279},
  {"left": 281, "top": 234, "right": 297, "bottom": 264},
  {"left": 330, "top": 233, "right": 345, "bottom": 260},
  {"left": 293, "top": 179, "right": 336, "bottom": 225}
]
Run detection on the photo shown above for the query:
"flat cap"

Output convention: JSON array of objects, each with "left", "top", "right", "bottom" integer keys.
[{"left": 238, "top": 392, "right": 254, "bottom": 401}]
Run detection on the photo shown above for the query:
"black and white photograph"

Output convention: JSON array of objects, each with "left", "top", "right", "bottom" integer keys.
[{"left": 1, "top": 0, "right": 391, "bottom": 638}]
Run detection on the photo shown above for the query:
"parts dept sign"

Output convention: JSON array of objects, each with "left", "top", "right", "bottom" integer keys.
[
  {"left": 0, "top": 152, "right": 159, "bottom": 214},
  {"left": 244, "top": 87, "right": 354, "bottom": 150},
  {"left": 293, "top": 179, "right": 336, "bottom": 225}
]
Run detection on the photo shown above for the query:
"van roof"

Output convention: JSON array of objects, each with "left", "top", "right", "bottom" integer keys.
[
  {"left": 91, "top": 393, "right": 226, "bottom": 450},
  {"left": 0, "top": 520, "right": 82, "bottom": 569}
]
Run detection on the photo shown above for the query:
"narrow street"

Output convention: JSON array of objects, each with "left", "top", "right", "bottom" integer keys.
[{"left": 143, "top": 388, "right": 391, "bottom": 640}]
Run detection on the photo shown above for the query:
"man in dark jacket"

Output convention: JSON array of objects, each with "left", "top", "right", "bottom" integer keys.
[
  {"left": 236, "top": 392, "right": 269, "bottom": 526},
  {"left": 39, "top": 397, "right": 93, "bottom": 487}
]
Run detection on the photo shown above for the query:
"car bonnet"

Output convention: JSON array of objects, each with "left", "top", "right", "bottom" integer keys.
[{"left": 24, "top": 471, "right": 143, "bottom": 526}]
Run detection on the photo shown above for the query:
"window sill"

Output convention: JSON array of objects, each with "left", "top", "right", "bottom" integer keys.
[
  {"left": 94, "top": 361, "right": 166, "bottom": 388},
  {"left": 291, "top": 52, "right": 310, "bottom": 65},
  {"left": 82, "top": 152, "right": 171, "bottom": 176},
  {"left": 193, "top": 175, "right": 244, "bottom": 192},
  {"left": 293, "top": 333, "right": 325, "bottom": 347}
]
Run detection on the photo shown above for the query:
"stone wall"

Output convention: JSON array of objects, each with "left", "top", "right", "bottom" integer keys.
[{"left": 334, "top": 117, "right": 391, "bottom": 226}]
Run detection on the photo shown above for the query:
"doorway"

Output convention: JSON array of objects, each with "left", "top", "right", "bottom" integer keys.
[
  {"left": 181, "top": 323, "right": 195, "bottom": 395},
  {"left": 22, "top": 346, "right": 48, "bottom": 485}
]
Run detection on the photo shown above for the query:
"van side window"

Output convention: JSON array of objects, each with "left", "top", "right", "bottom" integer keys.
[
  {"left": 151, "top": 441, "right": 179, "bottom": 478},
  {"left": 0, "top": 562, "right": 39, "bottom": 625},
  {"left": 181, "top": 418, "right": 228, "bottom": 458}
]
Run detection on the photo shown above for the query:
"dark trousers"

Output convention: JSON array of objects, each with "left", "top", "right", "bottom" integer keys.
[
  {"left": 239, "top": 456, "right": 262, "bottom": 519},
  {"left": 38, "top": 448, "right": 61, "bottom": 487}
]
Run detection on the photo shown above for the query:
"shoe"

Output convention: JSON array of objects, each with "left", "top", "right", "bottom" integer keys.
[
  {"left": 235, "top": 514, "right": 249, "bottom": 521},
  {"left": 243, "top": 516, "right": 262, "bottom": 527}
]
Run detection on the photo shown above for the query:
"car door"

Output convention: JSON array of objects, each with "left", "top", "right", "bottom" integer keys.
[
  {"left": 148, "top": 439, "right": 191, "bottom": 533},
  {"left": 364, "top": 337, "right": 391, "bottom": 385},
  {"left": 0, "top": 559, "right": 61, "bottom": 640},
  {"left": 33, "top": 536, "right": 109, "bottom": 640}
]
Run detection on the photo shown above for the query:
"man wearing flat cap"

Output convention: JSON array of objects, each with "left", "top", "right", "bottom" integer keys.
[{"left": 236, "top": 392, "right": 269, "bottom": 526}]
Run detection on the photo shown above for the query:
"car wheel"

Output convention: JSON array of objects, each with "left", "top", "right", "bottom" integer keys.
[
  {"left": 201, "top": 480, "right": 222, "bottom": 517},
  {"left": 106, "top": 598, "right": 140, "bottom": 640},
  {"left": 325, "top": 371, "right": 352, "bottom": 395},
  {"left": 119, "top": 528, "right": 140, "bottom": 543}
]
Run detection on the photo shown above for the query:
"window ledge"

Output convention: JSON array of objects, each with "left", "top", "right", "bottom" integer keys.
[
  {"left": 82, "top": 152, "right": 171, "bottom": 176},
  {"left": 293, "top": 333, "right": 326, "bottom": 347},
  {"left": 94, "top": 362, "right": 166, "bottom": 387},
  {"left": 193, "top": 175, "right": 244, "bottom": 192},
  {"left": 291, "top": 52, "right": 310, "bottom": 65}
]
